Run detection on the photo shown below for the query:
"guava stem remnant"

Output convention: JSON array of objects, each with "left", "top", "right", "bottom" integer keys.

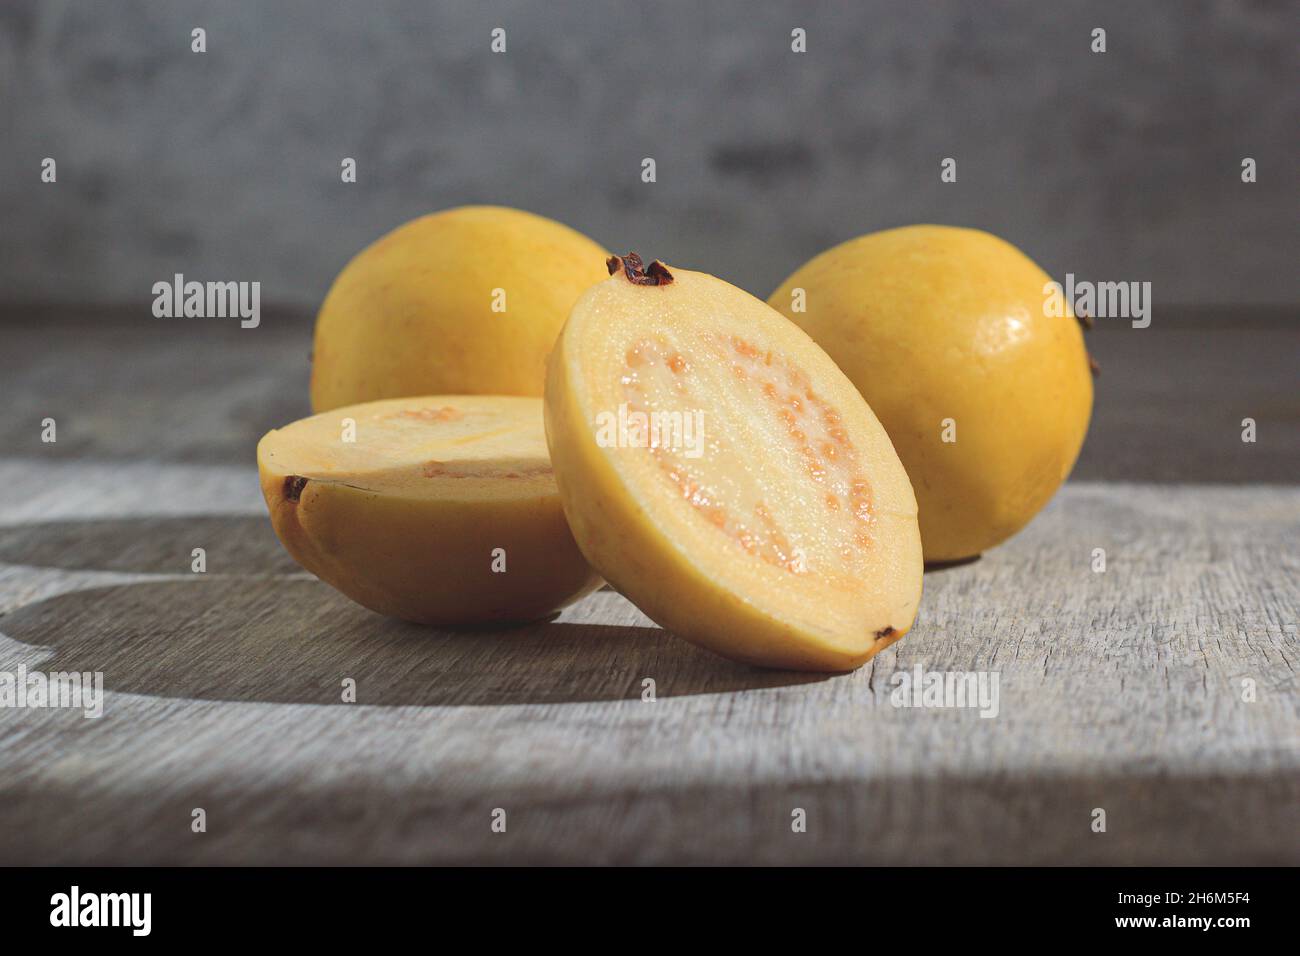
[
  {"left": 283, "top": 475, "right": 310, "bottom": 502},
  {"left": 874, "top": 626, "right": 896, "bottom": 640},
  {"left": 607, "top": 252, "right": 673, "bottom": 287},
  {"left": 1074, "top": 308, "right": 1100, "bottom": 377}
]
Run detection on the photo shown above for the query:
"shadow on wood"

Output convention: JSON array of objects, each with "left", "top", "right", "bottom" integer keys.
[
  {"left": 0, "top": 578, "right": 828, "bottom": 706},
  {"left": 924, "top": 555, "right": 983, "bottom": 573},
  {"left": 0, "top": 516, "right": 298, "bottom": 575}
]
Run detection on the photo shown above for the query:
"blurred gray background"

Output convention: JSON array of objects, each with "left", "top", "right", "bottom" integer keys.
[{"left": 0, "top": 0, "right": 1296, "bottom": 309}]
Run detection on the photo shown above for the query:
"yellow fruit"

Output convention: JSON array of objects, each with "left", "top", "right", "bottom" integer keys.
[
  {"left": 545, "top": 255, "right": 923, "bottom": 672},
  {"left": 770, "top": 226, "right": 1093, "bottom": 561},
  {"left": 310, "top": 206, "right": 609, "bottom": 412},
  {"left": 258, "top": 395, "right": 602, "bottom": 625}
]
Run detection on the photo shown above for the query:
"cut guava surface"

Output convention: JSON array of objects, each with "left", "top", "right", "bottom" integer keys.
[{"left": 545, "top": 257, "right": 922, "bottom": 671}]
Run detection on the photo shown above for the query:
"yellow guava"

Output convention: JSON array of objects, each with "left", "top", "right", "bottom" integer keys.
[
  {"left": 310, "top": 206, "right": 609, "bottom": 412},
  {"left": 769, "top": 226, "right": 1093, "bottom": 561}
]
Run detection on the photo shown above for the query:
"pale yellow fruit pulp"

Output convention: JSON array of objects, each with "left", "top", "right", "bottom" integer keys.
[{"left": 546, "top": 264, "right": 923, "bottom": 671}]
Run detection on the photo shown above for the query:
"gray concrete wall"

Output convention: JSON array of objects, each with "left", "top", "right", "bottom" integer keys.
[{"left": 1, "top": 0, "right": 1295, "bottom": 308}]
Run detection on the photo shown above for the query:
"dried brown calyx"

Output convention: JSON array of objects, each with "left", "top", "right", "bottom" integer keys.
[
  {"left": 874, "top": 626, "right": 896, "bottom": 641},
  {"left": 607, "top": 252, "right": 673, "bottom": 287},
  {"left": 283, "top": 475, "right": 310, "bottom": 502},
  {"left": 1075, "top": 308, "right": 1100, "bottom": 377}
]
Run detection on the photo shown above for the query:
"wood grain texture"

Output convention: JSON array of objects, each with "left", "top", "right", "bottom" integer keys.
[
  {"left": 0, "top": 308, "right": 1296, "bottom": 863},
  {"left": 0, "top": 460, "right": 1296, "bottom": 864}
]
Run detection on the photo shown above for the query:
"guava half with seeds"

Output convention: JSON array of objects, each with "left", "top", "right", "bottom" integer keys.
[
  {"left": 258, "top": 395, "right": 602, "bottom": 625},
  {"left": 544, "top": 255, "right": 923, "bottom": 671}
]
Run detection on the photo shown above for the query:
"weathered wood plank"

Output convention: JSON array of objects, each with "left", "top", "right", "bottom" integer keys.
[
  {"left": 0, "top": 465, "right": 1295, "bottom": 864},
  {"left": 1, "top": 307, "right": 1295, "bottom": 863}
]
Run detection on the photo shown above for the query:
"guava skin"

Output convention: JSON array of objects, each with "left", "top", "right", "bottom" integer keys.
[{"left": 311, "top": 206, "right": 609, "bottom": 412}]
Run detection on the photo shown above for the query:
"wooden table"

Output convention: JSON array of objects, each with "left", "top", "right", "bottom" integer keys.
[{"left": 1, "top": 308, "right": 1296, "bottom": 864}]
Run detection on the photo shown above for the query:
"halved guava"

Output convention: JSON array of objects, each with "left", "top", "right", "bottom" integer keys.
[
  {"left": 545, "top": 256, "right": 923, "bottom": 671},
  {"left": 258, "top": 395, "right": 601, "bottom": 625}
]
